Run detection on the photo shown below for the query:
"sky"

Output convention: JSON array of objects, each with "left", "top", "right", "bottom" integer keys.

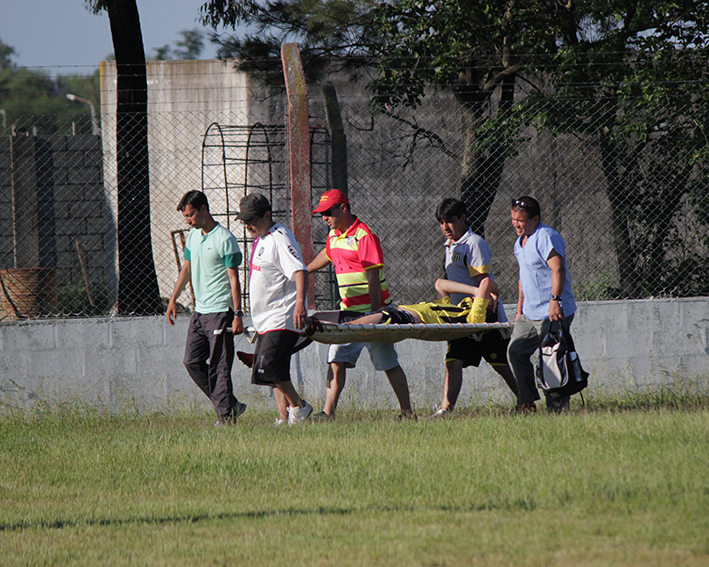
[{"left": 0, "top": 0, "right": 224, "bottom": 74}]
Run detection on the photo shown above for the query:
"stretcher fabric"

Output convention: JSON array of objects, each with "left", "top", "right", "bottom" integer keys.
[{"left": 304, "top": 321, "right": 513, "bottom": 344}]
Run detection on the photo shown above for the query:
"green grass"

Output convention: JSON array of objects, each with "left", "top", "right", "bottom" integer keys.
[{"left": 1, "top": 399, "right": 709, "bottom": 566}]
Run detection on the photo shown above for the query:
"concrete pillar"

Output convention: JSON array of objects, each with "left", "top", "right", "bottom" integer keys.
[{"left": 322, "top": 83, "right": 348, "bottom": 194}]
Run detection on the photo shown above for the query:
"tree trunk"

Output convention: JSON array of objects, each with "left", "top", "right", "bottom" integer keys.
[
  {"left": 645, "top": 152, "right": 693, "bottom": 294},
  {"left": 105, "top": 0, "right": 162, "bottom": 315},
  {"left": 600, "top": 132, "right": 640, "bottom": 298},
  {"left": 457, "top": 72, "right": 515, "bottom": 238}
]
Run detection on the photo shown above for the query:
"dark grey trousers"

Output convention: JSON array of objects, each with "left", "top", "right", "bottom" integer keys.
[
  {"left": 183, "top": 311, "right": 239, "bottom": 419},
  {"left": 507, "top": 313, "right": 575, "bottom": 410}
]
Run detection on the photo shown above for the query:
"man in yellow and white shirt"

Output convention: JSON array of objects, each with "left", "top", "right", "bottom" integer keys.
[{"left": 430, "top": 197, "right": 518, "bottom": 418}]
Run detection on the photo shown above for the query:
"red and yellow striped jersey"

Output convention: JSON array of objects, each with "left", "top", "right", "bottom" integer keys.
[{"left": 326, "top": 217, "right": 391, "bottom": 312}]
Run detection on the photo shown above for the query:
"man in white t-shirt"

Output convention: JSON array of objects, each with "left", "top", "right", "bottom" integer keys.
[
  {"left": 236, "top": 193, "right": 313, "bottom": 425},
  {"left": 429, "top": 198, "right": 518, "bottom": 418}
]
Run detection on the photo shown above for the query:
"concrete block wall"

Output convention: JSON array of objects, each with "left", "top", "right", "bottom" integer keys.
[
  {"left": 0, "top": 137, "right": 12, "bottom": 269},
  {"left": 0, "top": 134, "right": 108, "bottom": 292},
  {"left": 0, "top": 297, "right": 707, "bottom": 415},
  {"left": 46, "top": 134, "right": 109, "bottom": 287}
]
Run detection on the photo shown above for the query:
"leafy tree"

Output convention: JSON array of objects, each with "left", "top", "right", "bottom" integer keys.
[
  {"left": 152, "top": 29, "right": 206, "bottom": 61},
  {"left": 201, "top": 0, "right": 378, "bottom": 81},
  {"left": 0, "top": 38, "right": 16, "bottom": 70},
  {"left": 152, "top": 45, "right": 172, "bottom": 60},
  {"left": 173, "top": 28, "right": 205, "bottom": 60},
  {"left": 369, "top": 0, "right": 566, "bottom": 236},
  {"left": 199, "top": 0, "right": 567, "bottom": 236},
  {"left": 86, "top": 0, "right": 162, "bottom": 315},
  {"left": 0, "top": 38, "right": 99, "bottom": 136},
  {"left": 514, "top": 0, "right": 709, "bottom": 297},
  {"left": 1, "top": 66, "right": 59, "bottom": 133},
  {"left": 202, "top": 0, "right": 709, "bottom": 298}
]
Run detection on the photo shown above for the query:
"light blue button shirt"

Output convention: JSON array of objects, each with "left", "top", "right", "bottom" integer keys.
[{"left": 514, "top": 223, "right": 576, "bottom": 320}]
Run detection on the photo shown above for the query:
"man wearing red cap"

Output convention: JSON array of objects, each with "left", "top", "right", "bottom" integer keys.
[{"left": 307, "top": 189, "right": 415, "bottom": 419}]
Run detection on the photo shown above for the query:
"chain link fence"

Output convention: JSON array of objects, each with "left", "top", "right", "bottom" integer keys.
[{"left": 1, "top": 59, "right": 708, "bottom": 320}]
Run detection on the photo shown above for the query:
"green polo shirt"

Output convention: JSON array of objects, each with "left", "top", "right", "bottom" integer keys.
[{"left": 184, "top": 224, "right": 242, "bottom": 314}]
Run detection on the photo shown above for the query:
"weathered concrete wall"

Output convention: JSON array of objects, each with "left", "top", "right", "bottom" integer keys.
[
  {"left": 1, "top": 298, "right": 707, "bottom": 414},
  {"left": 99, "top": 59, "right": 278, "bottom": 307}
]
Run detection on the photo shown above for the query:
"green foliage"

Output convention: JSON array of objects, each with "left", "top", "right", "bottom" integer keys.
[
  {"left": 152, "top": 45, "right": 172, "bottom": 61},
  {"left": 369, "top": 0, "right": 559, "bottom": 109},
  {"left": 174, "top": 29, "right": 205, "bottom": 60},
  {"left": 201, "top": 0, "right": 379, "bottom": 81},
  {"left": 152, "top": 29, "right": 206, "bottom": 61},
  {"left": 199, "top": 1, "right": 709, "bottom": 266},
  {"left": 0, "top": 37, "right": 16, "bottom": 70},
  {"left": 573, "top": 270, "right": 625, "bottom": 301},
  {"left": 57, "top": 282, "right": 111, "bottom": 317},
  {"left": 0, "top": 38, "right": 100, "bottom": 136},
  {"left": 493, "top": 1, "right": 709, "bottom": 298}
]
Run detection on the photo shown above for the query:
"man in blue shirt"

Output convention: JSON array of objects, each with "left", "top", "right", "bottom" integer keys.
[
  {"left": 508, "top": 196, "right": 577, "bottom": 413},
  {"left": 166, "top": 190, "right": 247, "bottom": 425}
]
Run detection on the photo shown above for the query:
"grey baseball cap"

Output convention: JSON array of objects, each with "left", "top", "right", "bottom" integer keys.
[{"left": 235, "top": 193, "right": 270, "bottom": 222}]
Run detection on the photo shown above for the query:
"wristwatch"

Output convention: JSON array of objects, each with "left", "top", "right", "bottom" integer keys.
[
  {"left": 550, "top": 294, "right": 562, "bottom": 302},
  {"left": 235, "top": 309, "right": 244, "bottom": 318}
]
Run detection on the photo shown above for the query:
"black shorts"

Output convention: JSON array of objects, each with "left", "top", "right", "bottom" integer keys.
[
  {"left": 446, "top": 329, "right": 510, "bottom": 368},
  {"left": 378, "top": 305, "right": 416, "bottom": 325},
  {"left": 251, "top": 330, "right": 300, "bottom": 386}
]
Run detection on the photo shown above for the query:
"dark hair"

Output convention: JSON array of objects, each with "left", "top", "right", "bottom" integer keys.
[
  {"left": 435, "top": 197, "right": 467, "bottom": 222},
  {"left": 177, "top": 190, "right": 209, "bottom": 212},
  {"left": 511, "top": 195, "right": 541, "bottom": 219}
]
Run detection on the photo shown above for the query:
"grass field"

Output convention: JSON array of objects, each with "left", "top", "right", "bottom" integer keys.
[{"left": 1, "top": 395, "right": 708, "bottom": 566}]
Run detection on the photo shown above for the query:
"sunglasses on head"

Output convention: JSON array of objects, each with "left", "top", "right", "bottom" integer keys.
[{"left": 512, "top": 199, "right": 533, "bottom": 210}]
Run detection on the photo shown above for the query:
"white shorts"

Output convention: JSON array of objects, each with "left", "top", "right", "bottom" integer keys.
[{"left": 327, "top": 341, "right": 399, "bottom": 371}]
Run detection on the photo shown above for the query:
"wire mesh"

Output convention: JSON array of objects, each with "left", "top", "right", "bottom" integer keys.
[{"left": 1, "top": 60, "right": 708, "bottom": 321}]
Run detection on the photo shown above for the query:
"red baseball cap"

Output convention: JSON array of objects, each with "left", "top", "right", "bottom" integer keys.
[{"left": 312, "top": 189, "right": 349, "bottom": 214}]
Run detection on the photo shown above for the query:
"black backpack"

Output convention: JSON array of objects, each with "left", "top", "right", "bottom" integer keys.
[{"left": 537, "top": 322, "right": 589, "bottom": 399}]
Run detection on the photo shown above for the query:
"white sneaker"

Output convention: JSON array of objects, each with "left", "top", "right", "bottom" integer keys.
[
  {"left": 427, "top": 406, "right": 452, "bottom": 419},
  {"left": 287, "top": 400, "right": 313, "bottom": 425},
  {"left": 274, "top": 418, "right": 286, "bottom": 426}
]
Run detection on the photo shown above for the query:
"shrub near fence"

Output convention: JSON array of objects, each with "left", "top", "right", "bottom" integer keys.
[{"left": 1, "top": 59, "right": 707, "bottom": 320}]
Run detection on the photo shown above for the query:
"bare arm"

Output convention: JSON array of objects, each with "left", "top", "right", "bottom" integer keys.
[
  {"left": 547, "top": 250, "right": 565, "bottom": 322},
  {"left": 293, "top": 270, "right": 308, "bottom": 330},
  {"left": 434, "top": 277, "right": 499, "bottom": 313},
  {"left": 515, "top": 278, "right": 524, "bottom": 323},
  {"left": 307, "top": 248, "right": 330, "bottom": 273},
  {"left": 474, "top": 275, "right": 497, "bottom": 302},
  {"left": 366, "top": 267, "right": 383, "bottom": 311},
  {"left": 435, "top": 278, "right": 475, "bottom": 299},
  {"left": 227, "top": 266, "right": 243, "bottom": 334},
  {"left": 434, "top": 277, "right": 498, "bottom": 299},
  {"left": 166, "top": 261, "right": 191, "bottom": 326}
]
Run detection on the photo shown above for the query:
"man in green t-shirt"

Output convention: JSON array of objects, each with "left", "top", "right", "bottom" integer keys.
[{"left": 166, "top": 190, "right": 247, "bottom": 425}]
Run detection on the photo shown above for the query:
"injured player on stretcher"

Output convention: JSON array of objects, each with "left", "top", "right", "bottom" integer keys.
[{"left": 345, "top": 278, "right": 498, "bottom": 327}]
